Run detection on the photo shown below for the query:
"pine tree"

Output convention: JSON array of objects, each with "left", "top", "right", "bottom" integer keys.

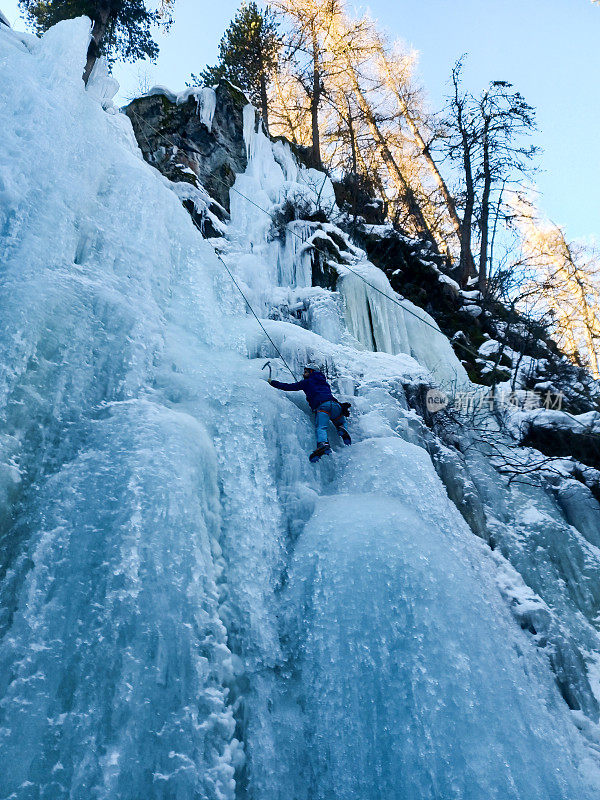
[
  {"left": 19, "top": 0, "right": 174, "bottom": 84},
  {"left": 196, "top": 2, "right": 281, "bottom": 132}
]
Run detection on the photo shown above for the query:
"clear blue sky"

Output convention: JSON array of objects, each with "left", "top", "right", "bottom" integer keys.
[{"left": 3, "top": 0, "right": 598, "bottom": 242}]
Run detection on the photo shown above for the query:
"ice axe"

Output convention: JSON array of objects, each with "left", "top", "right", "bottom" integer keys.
[{"left": 262, "top": 360, "right": 272, "bottom": 381}]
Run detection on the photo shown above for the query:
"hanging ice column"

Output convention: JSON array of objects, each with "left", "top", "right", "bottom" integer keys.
[
  {"left": 229, "top": 104, "right": 339, "bottom": 290},
  {"left": 340, "top": 265, "right": 411, "bottom": 353},
  {"left": 339, "top": 263, "right": 470, "bottom": 390}
]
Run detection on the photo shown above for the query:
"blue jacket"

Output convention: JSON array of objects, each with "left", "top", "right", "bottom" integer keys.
[{"left": 271, "top": 371, "right": 334, "bottom": 411}]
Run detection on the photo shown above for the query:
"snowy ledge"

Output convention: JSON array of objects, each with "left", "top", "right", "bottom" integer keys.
[{"left": 145, "top": 85, "right": 217, "bottom": 131}]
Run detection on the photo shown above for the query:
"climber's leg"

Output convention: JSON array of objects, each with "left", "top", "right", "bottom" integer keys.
[
  {"left": 315, "top": 403, "right": 332, "bottom": 447},
  {"left": 329, "top": 401, "right": 352, "bottom": 445}
]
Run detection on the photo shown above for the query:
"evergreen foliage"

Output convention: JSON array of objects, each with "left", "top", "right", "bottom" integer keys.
[
  {"left": 194, "top": 2, "right": 281, "bottom": 128},
  {"left": 19, "top": 0, "right": 172, "bottom": 80}
]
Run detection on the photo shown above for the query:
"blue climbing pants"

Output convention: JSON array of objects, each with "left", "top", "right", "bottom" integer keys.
[{"left": 315, "top": 400, "right": 345, "bottom": 446}]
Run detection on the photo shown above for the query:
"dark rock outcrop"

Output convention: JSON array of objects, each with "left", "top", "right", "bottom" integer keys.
[
  {"left": 521, "top": 418, "right": 600, "bottom": 473},
  {"left": 124, "top": 80, "right": 251, "bottom": 215}
]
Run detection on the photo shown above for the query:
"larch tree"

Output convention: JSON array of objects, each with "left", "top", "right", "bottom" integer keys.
[
  {"left": 322, "top": 6, "right": 438, "bottom": 240},
  {"left": 271, "top": 0, "right": 337, "bottom": 168},
  {"left": 20, "top": 0, "right": 175, "bottom": 83},
  {"left": 196, "top": 2, "right": 281, "bottom": 132},
  {"left": 517, "top": 209, "right": 600, "bottom": 377},
  {"left": 373, "top": 37, "right": 462, "bottom": 249},
  {"left": 270, "top": 68, "right": 310, "bottom": 145},
  {"left": 271, "top": 0, "right": 372, "bottom": 169}
]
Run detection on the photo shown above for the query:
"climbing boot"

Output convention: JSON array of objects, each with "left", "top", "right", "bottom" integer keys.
[
  {"left": 339, "top": 428, "right": 351, "bottom": 446},
  {"left": 309, "top": 443, "right": 332, "bottom": 463}
]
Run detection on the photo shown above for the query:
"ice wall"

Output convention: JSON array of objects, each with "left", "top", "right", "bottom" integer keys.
[
  {"left": 228, "top": 101, "right": 469, "bottom": 390},
  {"left": 1, "top": 18, "right": 600, "bottom": 800},
  {"left": 0, "top": 19, "right": 245, "bottom": 799}
]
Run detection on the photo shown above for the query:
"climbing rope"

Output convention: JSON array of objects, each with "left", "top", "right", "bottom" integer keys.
[
  {"left": 127, "top": 107, "right": 600, "bottom": 439},
  {"left": 199, "top": 223, "right": 299, "bottom": 381},
  {"left": 129, "top": 107, "right": 297, "bottom": 380},
  {"left": 128, "top": 107, "right": 468, "bottom": 352}
]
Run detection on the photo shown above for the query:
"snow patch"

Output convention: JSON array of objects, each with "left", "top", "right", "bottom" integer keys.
[{"left": 146, "top": 85, "right": 217, "bottom": 130}]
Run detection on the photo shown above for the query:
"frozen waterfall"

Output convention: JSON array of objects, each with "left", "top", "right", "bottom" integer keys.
[{"left": 1, "top": 18, "right": 600, "bottom": 800}]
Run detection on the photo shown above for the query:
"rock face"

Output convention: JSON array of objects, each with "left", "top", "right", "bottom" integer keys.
[{"left": 124, "top": 80, "right": 250, "bottom": 215}]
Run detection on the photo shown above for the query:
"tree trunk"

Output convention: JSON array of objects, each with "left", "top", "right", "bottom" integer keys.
[
  {"left": 259, "top": 72, "right": 269, "bottom": 134},
  {"left": 583, "top": 323, "right": 600, "bottom": 377},
  {"left": 478, "top": 120, "right": 492, "bottom": 294},
  {"left": 459, "top": 130, "right": 475, "bottom": 288},
  {"left": 347, "top": 101, "right": 357, "bottom": 175},
  {"left": 310, "top": 26, "right": 322, "bottom": 168},
  {"left": 351, "top": 77, "right": 432, "bottom": 240},
  {"left": 346, "top": 105, "right": 360, "bottom": 225},
  {"left": 379, "top": 54, "right": 463, "bottom": 243},
  {"left": 489, "top": 181, "right": 506, "bottom": 282},
  {"left": 83, "top": 7, "right": 110, "bottom": 85}
]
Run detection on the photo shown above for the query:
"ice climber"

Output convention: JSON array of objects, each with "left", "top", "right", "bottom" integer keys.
[{"left": 269, "top": 363, "right": 351, "bottom": 462}]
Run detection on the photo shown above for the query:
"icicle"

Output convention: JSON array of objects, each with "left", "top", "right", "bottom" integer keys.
[
  {"left": 339, "top": 272, "right": 410, "bottom": 355},
  {"left": 194, "top": 87, "right": 217, "bottom": 132}
]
